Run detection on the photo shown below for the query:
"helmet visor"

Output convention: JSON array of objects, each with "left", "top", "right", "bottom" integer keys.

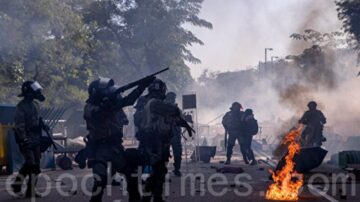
[{"left": 31, "top": 81, "right": 43, "bottom": 92}]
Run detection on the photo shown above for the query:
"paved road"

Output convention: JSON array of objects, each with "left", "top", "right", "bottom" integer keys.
[{"left": 0, "top": 155, "right": 359, "bottom": 202}]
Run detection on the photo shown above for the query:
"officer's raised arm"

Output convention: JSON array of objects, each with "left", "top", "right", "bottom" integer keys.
[{"left": 114, "top": 76, "right": 155, "bottom": 109}]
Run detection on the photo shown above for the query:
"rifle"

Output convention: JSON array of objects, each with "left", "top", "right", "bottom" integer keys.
[
  {"left": 224, "top": 129, "right": 228, "bottom": 149},
  {"left": 178, "top": 117, "right": 195, "bottom": 138},
  {"left": 113, "top": 67, "right": 169, "bottom": 94},
  {"left": 39, "top": 118, "right": 58, "bottom": 150}
]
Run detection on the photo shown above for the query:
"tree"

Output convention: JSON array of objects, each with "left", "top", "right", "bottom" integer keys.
[
  {"left": 290, "top": 29, "right": 352, "bottom": 48},
  {"left": 336, "top": 0, "right": 360, "bottom": 74},
  {"left": 337, "top": 0, "right": 360, "bottom": 47},
  {"left": 82, "top": 0, "right": 212, "bottom": 91},
  {"left": 0, "top": 0, "right": 211, "bottom": 105},
  {"left": 0, "top": 0, "right": 93, "bottom": 105}
]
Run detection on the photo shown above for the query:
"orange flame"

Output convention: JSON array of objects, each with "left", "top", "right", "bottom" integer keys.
[{"left": 265, "top": 125, "right": 304, "bottom": 201}]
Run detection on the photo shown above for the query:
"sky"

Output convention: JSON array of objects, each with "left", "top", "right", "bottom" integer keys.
[{"left": 187, "top": 0, "right": 343, "bottom": 78}]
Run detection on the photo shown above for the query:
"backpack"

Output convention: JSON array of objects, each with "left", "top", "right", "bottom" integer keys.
[
  {"left": 141, "top": 98, "right": 174, "bottom": 134},
  {"left": 245, "top": 117, "right": 259, "bottom": 136}
]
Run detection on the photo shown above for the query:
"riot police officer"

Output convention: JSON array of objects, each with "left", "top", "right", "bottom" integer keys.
[
  {"left": 84, "top": 77, "right": 154, "bottom": 202},
  {"left": 242, "top": 109, "right": 258, "bottom": 165},
  {"left": 11, "top": 81, "right": 46, "bottom": 198},
  {"left": 136, "top": 79, "right": 194, "bottom": 202},
  {"left": 299, "top": 101, "right": 327, "bottom": 148},
  {"left": 222, "top": 102, "right": 246, "bottom": 165},
  {"left": 165, "top": 92, "right": 183, "bottom": 177}
]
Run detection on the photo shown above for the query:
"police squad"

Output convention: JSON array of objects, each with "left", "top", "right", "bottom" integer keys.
[{"left": 11, "top": 73, "right": 326, "bottom": 202}]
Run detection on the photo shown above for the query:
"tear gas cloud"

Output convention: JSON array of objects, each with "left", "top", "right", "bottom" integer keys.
[
  {"left": 188, "top": 0, "right": 341, "bottom": 77},
  {"left": 186, "top": 0, "right": 360, "bottom": 139}
]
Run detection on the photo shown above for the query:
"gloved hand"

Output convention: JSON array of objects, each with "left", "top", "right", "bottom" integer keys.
[{"left": 139, "top": 76, "right": 156, "bottom": 88}]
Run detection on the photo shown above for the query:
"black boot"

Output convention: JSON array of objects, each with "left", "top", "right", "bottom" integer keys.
[
  {"left": 11, "top": 176, "right": 24, "bottom": 195},
  {"left": 154, "top": 196, "right": 166, "bottom": 202},
  {"left": 25, "top": 190, "right": 42, "bottom": 198},
  {"left": 141, "top": 195, "right": 152, "bottom": 202},
  {"left": 25, "top": 174, "right": 41, "bottom": 198},
  {"left": 90, "top": 184, "right": 104, "bottom": 202},
  {"left": 250, "top": 159, "right": 257, "bottom": 166},
  {"left": 127, "top": 176, "right": 141, "bottom": 202},
  {"left": 11, "top": 184, "right": 22, "bottom": 194},
  {"left": 11, "top": 170, "right": 27, "bottom": 195}
]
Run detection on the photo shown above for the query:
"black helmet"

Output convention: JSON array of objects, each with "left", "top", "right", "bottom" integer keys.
[
  {"left": 307, "top": 101, "right": 317, "bottom": 110},
  {"left": 245, "top": 108, "right": 253, "bottom": 115},
  {"left": 88, "top": 77, "right": 115, "bottom": 98},
  {"left": 230, "top": 102, "right": 242, "bottom": 110},
  {"left": 166, "top": 92, "right": 176, "bottom": 99},
  {"left": 148, "top": 79, "right": 167, "bottom": 97},
  {"left": 165, "top": 91, "right": 176, "bottom": 104},
  {"left": 18, "top": 80, "right": 45, "bottom": 102}
]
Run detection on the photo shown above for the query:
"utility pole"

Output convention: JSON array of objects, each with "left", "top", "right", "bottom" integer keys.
[{"left": 264, "top": 48, "right": 273, "bottom": 69}]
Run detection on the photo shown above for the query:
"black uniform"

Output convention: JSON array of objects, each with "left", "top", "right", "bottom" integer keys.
[
  {"left": 12, "top": 80, "right": 46, "bottom": 198},
  {"left": 135, "top": 80, "right": 193, "bottom": 202},
  {"left": 222, "top": 110, "right": 248, "bottom": 163},
  {"left": 242, "top": 109, "right": 258, "bottom": 165},
  {"left": 299, "top": 108, "right": 326, "bottom": 148},
  {"left": 85, "top": 81, "right": 150, "bottom": 202},
  {"left": 164, "top": 92, "right": 183, "bottom": 176},
  {"left": 170, "top": 126, "right": 182, "bottom": 174},
  {"left": 138, "top": 97, "right": 183, "bottom": 202}
]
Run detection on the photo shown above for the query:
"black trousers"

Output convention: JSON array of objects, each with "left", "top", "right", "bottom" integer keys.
[
  {"left": 13, "top": 145, "right": 41, "bottom": 194},
  {"left": 138, "top": 131, "right": 170, "bottom": 202},
  {"left": 170, "top": 134, "right": 182, "bottom": 171},
  {"left": 226, "top": 133, "right": 254, "bottom": 163},
  {"left": 90, "top": 143, "right": 140, "bottom": 202},
  {"left": 242, "top": 135, "right": 255, "bottom": 162}
]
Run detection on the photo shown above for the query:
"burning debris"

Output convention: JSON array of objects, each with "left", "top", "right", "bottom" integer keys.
[{"left": 266, "top": 125, "right": 304, "bottom": 201}]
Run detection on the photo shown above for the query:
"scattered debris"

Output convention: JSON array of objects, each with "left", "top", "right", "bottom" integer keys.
[
  {"left": 216, "top": 166, "right": 244, "bottom": 174},
  {"left": 258, "top": 167, "right": 265, "bottom": 171}
]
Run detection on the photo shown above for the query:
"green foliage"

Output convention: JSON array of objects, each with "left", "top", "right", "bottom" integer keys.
[
  {"left": 83, "top": 0, "right": 211, "bottom": 92},
  {"left": 290, "top": 29, "right": 354, "bottom": 48},
  {"left": 0, "top": 0, "right": 93, "bottom": 106},
  {"left": 337, "top": 0, "right": 360, "bottom": 48},
  {"left": 0, "top": 0, "right": 211, "bottom": 105}
]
